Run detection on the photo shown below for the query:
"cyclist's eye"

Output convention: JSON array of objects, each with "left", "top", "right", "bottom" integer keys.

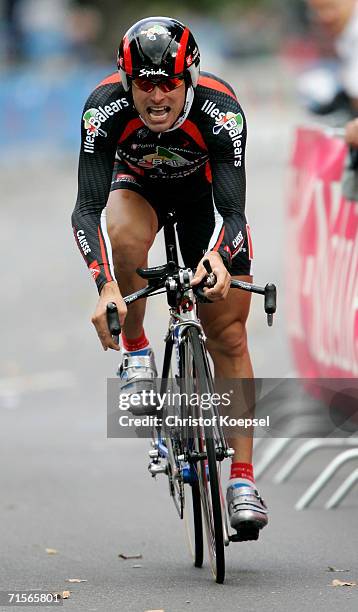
[
  {"left": 159, "top": 82, "right": 171, "bottom": 93},
  {"left": 132, "top": 77, "right": 184, "bottom": 93},
  {"left": 161, "top": 78, "right": 184, "bottom": 92},
  {"left": 132, "top": 79, "right": 155, "bottom": 92}
]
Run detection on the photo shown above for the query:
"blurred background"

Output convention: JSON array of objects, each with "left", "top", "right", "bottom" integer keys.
[
  {"left": 1, "top": 0, "right": 314, "bottom": 411},
  {"left": 1, "top": 2, "right": 357, "bottom": 610},
  {"left": 0, "top": 0, "right": 319, "bottom": 374},
  {"left": 0, "top": 0, "right": 330, "bottom": 157}
]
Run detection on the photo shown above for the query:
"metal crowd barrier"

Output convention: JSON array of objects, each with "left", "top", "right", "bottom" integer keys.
[
  {"left": 295, "top": 447, "right": 358, "bottom": 510},
  {"left": 274, "top": 438, "right": 358, "bottom": 484},
  {"left": 256, "top": 436, "right": 358, "bottom": 509}
]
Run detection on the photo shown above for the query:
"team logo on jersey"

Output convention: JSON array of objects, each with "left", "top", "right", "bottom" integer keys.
[
  {"left": 137, "top": 127, "right": 150, "bottom": 139},
  {"left": 202, "top": 100, "right": 244, "bottom": 167},
  {"left": 141, "top": 25, "right": 167, "bottom": 40},
  {"left": 224, "top": 228, "right": 249, "bottom": 261},
  {"left": 213, "top": 111, "right": 244, "bottom": 135},
  {"left": 82, "top": 98, "right": 129, "bottom": 154},
  {"left": 138, "top": 146, "right": 191, "bottom": 169},
  {"left": 83, "top": 109, "right": 108, "bottom": 137},
  {"left": 89, "top": 260, "right": 100, "bottom": 280},
  {"left": 232, "top": 231, "right": 244, "bottom": 250},
  {"left": 112, "top": 173, "right": 141, "bottom": 188},
  {"left": 76, "top": 229, "right": 91, "bottom": 256}
]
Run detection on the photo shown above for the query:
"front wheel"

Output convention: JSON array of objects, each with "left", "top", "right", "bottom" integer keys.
[{"left": 181, "top": 326, "right": 225, "bottom": 583}]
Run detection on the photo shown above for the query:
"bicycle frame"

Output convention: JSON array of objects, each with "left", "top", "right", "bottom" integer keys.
[{"left": 151, "top": 212, "right": 222, "bottom": 486}]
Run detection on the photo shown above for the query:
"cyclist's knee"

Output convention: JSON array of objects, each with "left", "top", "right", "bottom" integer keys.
[
  {"left": 109, "top": 223, "right": 153, "bottom": 251},
  {"left": 106, "top": 190, "right": 157, "bottom": 268},
  {"left": 206, "top": 320, "right": 248, "bottom": 359},
  {"left": 108, "top": 214, "right": 155, "bottom": 270}
]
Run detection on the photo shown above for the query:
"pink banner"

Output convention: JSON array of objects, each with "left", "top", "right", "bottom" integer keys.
[{"left": 287, "top": 127, "right": 358, "bottom": 378}]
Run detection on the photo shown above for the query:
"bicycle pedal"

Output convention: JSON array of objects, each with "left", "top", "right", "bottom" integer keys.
[{"left": 229, "top": 525, "right": 260, "bottom": 542}]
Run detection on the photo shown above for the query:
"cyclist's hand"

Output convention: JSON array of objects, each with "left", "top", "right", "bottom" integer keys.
[
  {"left": 91, "top": 281, "right": 127, "bottom": 351},
  {"left": 191, "top": 252, "right": 231, "bottom": 301},
  {"left": 345, "top": 118, "right": 358, "bottom": 147}
]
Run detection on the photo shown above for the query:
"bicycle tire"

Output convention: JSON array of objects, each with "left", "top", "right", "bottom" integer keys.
[
  {"left": 183, "top": 475, "right": 204, "bottom": 568},
  {"left": 180, "top": 334, "right": 204, "bottom": 569},
  {"left": 184, "top": 326, "right": 225, "bottom": 583},
  {"left": 191, "top": 478, "right": 204, "bottom": 567},
  {"left": 162, "top": 371, "right": 185, "bottom": 519}
]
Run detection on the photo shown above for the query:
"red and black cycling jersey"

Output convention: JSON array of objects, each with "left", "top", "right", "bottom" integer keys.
[{"left": 72, "top": 71, "right": 248, "bottom": 293}]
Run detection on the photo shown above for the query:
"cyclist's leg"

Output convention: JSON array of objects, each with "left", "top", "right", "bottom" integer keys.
[
  {"left": 176, "top": 194, "right": 267, "bottom": 533},
  {"left": 175, "top": 188, "right": 254, "bottom": 463},
  {"left": 198, "top": 283, "right": 254, "bottom": 463},
  {"left": 198, "top": 274, "right": 268, "bottom": 533},
  {"left": 106, "top": 190, "right": 157, "bottom": 337},
  {"left": 106, "top": 164, "right": 159, "bottom": 338}
]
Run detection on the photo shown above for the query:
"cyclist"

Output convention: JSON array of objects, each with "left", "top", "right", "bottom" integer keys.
[{"left": 72, "top": 17, "right": 268, "bottom": 540}]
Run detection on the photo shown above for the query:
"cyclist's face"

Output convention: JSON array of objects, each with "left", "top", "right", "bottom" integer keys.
[
  {"left": 308, "top": 0, "right": 355, "bottom": 34},
  {"left": 132, "top": 80, "right": 186, "bottom": 132}
]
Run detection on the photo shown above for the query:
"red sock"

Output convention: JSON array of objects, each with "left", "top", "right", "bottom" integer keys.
[
  {"left": 230, "top": 462, "right": 254, "bottom": 483},
  {"left": 122, "top": 329, "right": 149, "bottom": 352}
]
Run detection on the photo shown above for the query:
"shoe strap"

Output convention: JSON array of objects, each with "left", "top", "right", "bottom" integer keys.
[
  {"left": 227, "top": 485, "right": 265, "bottom": 506},
  {"left": 122, "top": 354, "right": 152, "bottom": 369}
]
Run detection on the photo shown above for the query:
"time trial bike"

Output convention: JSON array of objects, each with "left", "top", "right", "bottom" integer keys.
[{"left": 107, "top": 210, "right": 276, "bottom": 584}]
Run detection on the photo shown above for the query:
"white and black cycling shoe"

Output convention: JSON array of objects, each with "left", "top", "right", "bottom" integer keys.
[
  {"left": 117, "top": 349, "right": 158, "bottom": 415},
  {"left": 226, "top": 484, "right": 268, "bottom": 541}
]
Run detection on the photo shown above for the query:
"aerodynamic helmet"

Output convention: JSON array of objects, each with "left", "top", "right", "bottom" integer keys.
[{"left": 117, "top": 17, "right": 200, "bottom": 91}]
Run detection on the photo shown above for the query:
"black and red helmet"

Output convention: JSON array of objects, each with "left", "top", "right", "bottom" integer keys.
[{"left": 117, "top": 17, "right": 200, "bottom": 91}]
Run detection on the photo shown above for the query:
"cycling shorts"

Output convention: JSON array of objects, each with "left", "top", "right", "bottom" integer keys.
[{"left": 110, "top": 160, "right": 252, "bottom": 276}]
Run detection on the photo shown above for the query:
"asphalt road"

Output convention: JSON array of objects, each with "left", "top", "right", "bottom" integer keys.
[{"left": 1, "top": 60, "right": 357, "bottom": 612}]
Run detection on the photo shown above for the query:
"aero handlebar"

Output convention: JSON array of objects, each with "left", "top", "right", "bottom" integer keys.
[{"left": 106, "top": 260, "right": 277, "bottom": 342}]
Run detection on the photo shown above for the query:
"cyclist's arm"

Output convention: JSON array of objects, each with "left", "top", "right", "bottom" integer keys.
[
  {"left": 71, "top": 94, "right": 118, "bottom": 294},
  {"left": 205, "top": 100, "right": 248, "bottom": 270}
]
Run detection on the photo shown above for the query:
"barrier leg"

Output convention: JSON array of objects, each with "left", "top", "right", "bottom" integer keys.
[
  {"left": 325, "top": 468, "right": 358, "bottom": 509},
  {"left": 295, "top": 448, "right": 358, "bottom": 510},
  {"left": 255, "top": 438, "right": 293, "bottom": 480},
  {"left": 274, "top": 438, "right": 358, "bottom": 484}
]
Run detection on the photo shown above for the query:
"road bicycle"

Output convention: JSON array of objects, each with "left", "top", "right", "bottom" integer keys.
[{"left": 107, "top": 210, "right": 276, "bottom": 583}]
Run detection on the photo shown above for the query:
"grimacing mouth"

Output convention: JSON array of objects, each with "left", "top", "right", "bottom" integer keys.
[{"left": 146, "top": 105, "right": 171, "bottom": 115}]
